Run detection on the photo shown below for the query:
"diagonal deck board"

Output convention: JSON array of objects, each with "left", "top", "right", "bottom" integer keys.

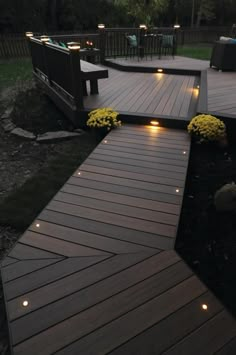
[
  {"left": 1, "top": 124, "right": 236, "bottom": 354},
  {"left": 84, "top": 68, "right": 196, "bottom": 119}
]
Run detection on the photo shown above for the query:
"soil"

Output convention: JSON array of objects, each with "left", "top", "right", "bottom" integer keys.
[
  {"left": 176, "top": 127, "right": 236, "bottom": 317},
  {"left": 0, "top": 84, "right": 86, "bottom": 354},
  {"left": 11, "top": 85, "right": 74, "bottom": 134}
]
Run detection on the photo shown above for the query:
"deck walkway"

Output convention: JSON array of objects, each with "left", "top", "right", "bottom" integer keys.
[
  {"left": 2, "top": 124, "right": 236, "bottom": 354},
  {"left": 108, "top": 56, "right": 236, "bottom": 118}
]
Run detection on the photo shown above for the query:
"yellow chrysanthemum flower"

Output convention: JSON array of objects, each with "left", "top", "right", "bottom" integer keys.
[
  {"left": 187, "top": 114, "right": 226, "bottom": 142},
  {"left": 87, "top": 108, "right": 121, "bottom": 129}
]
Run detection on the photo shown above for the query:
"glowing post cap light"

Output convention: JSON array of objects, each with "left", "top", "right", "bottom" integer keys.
[
  {"left": 40, "top": 35, "right": 49, "bottom": 42},
  {"left": 201, "top": 304, "right": 208, "bottom": 310},
  {"left": 22, "top": 300, "right": 29, "bottom": 307},
  {"left": 98, "top": 24, "right": 105, "bottom": 29},
  {"left": 157, "top": 68, "right": 163, "bottom": 73},
  {"left": 36, "top": 223, "right": 40, "bottom": 228},
  {"left": 150, "top": 120, "right": 159, "bottom": 126},
  {"left": 67, "top": 42, "right": 81, "bottom": 50},
  {"left": 25, "top": 32, "right": 33, "bottom": 38},
  {"left": 139, "top": 24, "right": 147, "bottom": 29}
]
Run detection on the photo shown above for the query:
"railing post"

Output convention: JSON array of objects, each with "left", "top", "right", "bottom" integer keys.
[
  {"left": 98, "top": 24, "right": 106, "bottom": 63},
  {"left": 139, "top": 24, "right": 146, "bottom": 59},
  {"left": 40, "top": 35, "right": 52, "bottom": 85},
  {"left": 1, "top": 35, "right": 9, "bottom": 59},
  {"left": 173, "top": 24, "right": 181, "bottom": 54},
  {"left": 68, "top": 42, "right": 84, "bottom": 110},
  {"left": 25, "top": 32, "right": 34, "bottom": 70}
]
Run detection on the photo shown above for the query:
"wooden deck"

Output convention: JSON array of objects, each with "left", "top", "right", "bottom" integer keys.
[
  {"left": 109, "top": 56, "right": 236, "bottom": 118},
  {"left": 2, "top": 124, "right": 236, "bottom": 354},
  {"left": 84, "top": 66, "right": 198, "bottom": 120}
]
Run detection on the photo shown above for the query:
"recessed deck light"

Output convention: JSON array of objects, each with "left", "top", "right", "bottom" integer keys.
[
  {"left": 157, "top": 69, "right": 163, "bottom": 73},
  {"left": 150, "top": 121, "right": 159, "bottom": 126},
  {"left": 36, "top": 223, "right": 40, "bottom": 228},
  {"left": 176, "top": 189, "right": 180, "bottom": 193},
  {"left": 22, "top": 300, "right": 29, "bottom": 307},
  {"left": 201, "top": 304, "right": 208, "bottom": 310},
  {"left": 104, "top": 140, "right": 108, "bottom": 143},
  {"left": 77, "top": 172, "right": 81, "bottom": 175},
  {"left": 183, "top": 151, "right": 186, "bottom": 155}
]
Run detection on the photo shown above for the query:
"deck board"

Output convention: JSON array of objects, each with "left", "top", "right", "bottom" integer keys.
[
  {"left": 109, "top": 56, "right": 236, "bottom": 117},
  {"left": 84, "top": 68, "right": 196, "bottom": 119},
  {"left": 2, "top": 124, "right": 236, "bottom": 354}
]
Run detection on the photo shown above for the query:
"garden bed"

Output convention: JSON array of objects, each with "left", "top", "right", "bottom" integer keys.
[{"left": 176, "top": 125, "right": 236, "bottom": 316}]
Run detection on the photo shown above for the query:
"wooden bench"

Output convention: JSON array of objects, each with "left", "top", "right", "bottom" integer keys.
[{"left": 80, "top": 60, "right": 108, "bottom": 95}]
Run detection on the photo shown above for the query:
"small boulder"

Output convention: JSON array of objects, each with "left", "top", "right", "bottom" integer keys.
[
  {"left": 1, "top": 119, "right": 16, "bottom": 132},
  {"left": 36, "top": 130, "right": 80, "bottom": 143},
  {"left": 11, "top": 128, "right": 36, "bottom": 140},
  {"left": 1, "top": 106, "right": 14, "bottom": 120},
  {"left": 214, "top": 183, "right": 236, "bottom": 212}
]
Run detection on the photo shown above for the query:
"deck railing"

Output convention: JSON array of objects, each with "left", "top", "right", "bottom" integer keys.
[
  {"left": 0, "top": 26, "right": 232, "bottom": 60},
  {"left": 104, "top": 27, "right": 175, "bottom": 58},
  {"left": 29, "top": 37, "right": 84, "bottom": 123}
]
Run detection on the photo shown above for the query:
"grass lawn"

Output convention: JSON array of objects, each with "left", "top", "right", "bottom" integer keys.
[
  {"left": 177, "top": 44, "right": 212, "bottom": 60},
  {"left": 0, "top": 58, "right": 33, "bottom": 91}
]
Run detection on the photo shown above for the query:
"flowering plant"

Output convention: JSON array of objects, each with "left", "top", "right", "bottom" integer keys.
[
  {"left": 187, "top": 114, "right": 226, "bottom": 142},
  {"left": 87, "top": 108, "right": 121, "bottom": 130}
]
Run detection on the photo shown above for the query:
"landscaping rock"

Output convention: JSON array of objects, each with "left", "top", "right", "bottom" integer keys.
[
  {"left": 74, "top": 128, "right": 85, "bottom": 134},
  {"left": 214, "top": 182, "right": 236, "bottom": 212},
  {"left": 11, "top": 128, "right": 36, "bottom": 140},
  {"left": 1, "top": 107, "right": 13, "bottom": 120},
  {"left": 1, "top": 119, "right": 16, "bottom": 132},
  {"left": 36, "top": 130, "right": 80, "bottom": 143}
]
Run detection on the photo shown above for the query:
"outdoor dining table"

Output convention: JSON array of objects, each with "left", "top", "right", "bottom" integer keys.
[{"left": 139, "top": 34, "right": 163, "bottom": 59}]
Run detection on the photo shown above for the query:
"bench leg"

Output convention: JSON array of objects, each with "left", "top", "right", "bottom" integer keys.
[
  {"left": 90, "top": 80, "right": 98, "bottom": 95},
  {"left": 82, "top": 81, "right": 88, "bottom": 96}
]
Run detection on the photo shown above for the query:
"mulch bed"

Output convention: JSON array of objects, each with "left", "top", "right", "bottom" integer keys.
[{"left": 176, "top": 127, "right": 236, "bottom": 316}]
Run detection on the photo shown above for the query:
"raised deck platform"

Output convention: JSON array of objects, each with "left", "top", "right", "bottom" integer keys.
[
  {"left": 2, "top": 125, "right": 236, "bottom": 354},
  {"left": 83, "top": 68, "right": 198, "bottom": 121},
  {"left": 108, "top": 56, "right": 236, "bottom": 118}
]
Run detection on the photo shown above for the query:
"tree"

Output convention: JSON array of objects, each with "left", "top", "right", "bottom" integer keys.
[
  {"left": 114, "top": 0, "right": 168, "bottom": 27},
  {"left": 196, "top": 0, "right": 215, "bottom": 27}
]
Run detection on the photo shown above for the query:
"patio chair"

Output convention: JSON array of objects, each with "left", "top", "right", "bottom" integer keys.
[
  {"left": 230, "top": 24, "right": 236, "bottom": 38},
  {"left": 161, "top": 34, "right": 176, "bottom": 58},
  {"left": 125, "top": 34, "right": 145, "bottom": 60}
]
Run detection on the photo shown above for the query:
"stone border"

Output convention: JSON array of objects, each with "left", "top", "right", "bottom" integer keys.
[{"left": 0, "top": 107, "right": 84, "bottom": 142}]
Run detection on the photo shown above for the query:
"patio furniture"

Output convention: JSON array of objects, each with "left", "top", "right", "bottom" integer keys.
[
  {"left": 161, "top": 34, "right": 176, "bottom": 58},
  {"left": 230, "top": 24, "right": 236, "bottom": 38},
  {"left": 80, "top": 48, "right": 101, "bottom": 64},
  {"left": 210, "top": 41, "right": 236, "bottom": 71},
  {"left": 125, "top": 34, "right": 144, "bottom": 60},
  {"left": 143, "top": 34, "right": 162, "bottom": 59},
  {"left": 80, "top": 60, "right": 108, "bottom": 95}
]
